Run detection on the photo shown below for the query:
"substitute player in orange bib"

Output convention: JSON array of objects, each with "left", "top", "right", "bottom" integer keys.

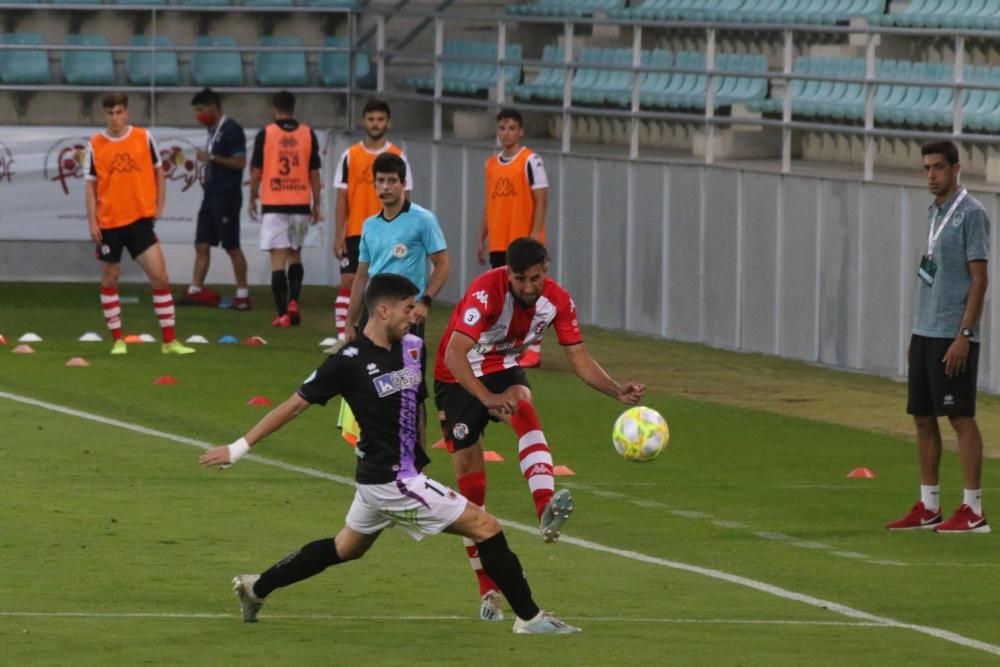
[
  {"left": 479, "top": 109, "right": 548, "bottom": 367},
  {"left": 332, "top": 99, "right": 414, "bottom": 340},
  {"left": 248, "top": 91, "right": 322, "bottom": 328},
  {"left": 84, "top": 92, "right": 195, "bottom": 356}
]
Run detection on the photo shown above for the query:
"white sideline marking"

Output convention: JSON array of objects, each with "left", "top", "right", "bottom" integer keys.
[
  {"left": 0, "top": 611, "right": 890, "bottom": 627},
  {"left": 2, "top": 389, "right": 999, "bottom": 657}
]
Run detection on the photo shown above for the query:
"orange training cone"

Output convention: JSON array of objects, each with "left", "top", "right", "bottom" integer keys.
[
  {"left": 124, "top": 334, "right": 143, "bottom": 344},
  {"left": 0, "top": 335, "right": 7, "bottom": 344},
  {"left": 553, "top": 465, "right": 576, "bottom": 476},
  {"left": 847, "top": 467, "right": 876, "bottom": 479},
  {"left": 247, "top": 395, "right": 273, "bottom": 406},
  {"left": 483, "top": 450, "right": 505, "bottom": 462},
  {"left": 154, "top": 376, "right": 178, "bottom": 385},
  {"left": 431, "top": 439, "right": 447, "bottom": 449}
]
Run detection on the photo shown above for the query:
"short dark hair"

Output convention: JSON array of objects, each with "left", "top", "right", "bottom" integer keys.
[
  {"left": 272, "top": 91, "right": 296, "bottom": 114},
  {"left": 191, "top": 87, "right": 221, "bottom": 108},
  {"left": 365, "top": 273, "right": 419, "bottom": 310},
  {"left": 506, "top": 237, "right": 548, "bottom": 273},
  {"left": 373, "top": 152, "right": 407, "bottom": 184},
  {"left": 921, "top": 140, "right": 959, "bottom": 166},
  {"left": 497, "top": 108, "right": 523, "bottom": 126},
  {"left": 101, "top": 92, "right": 128, "bottom": 109},
  {"left": 363, "top": 98, "right": 391, "bottom": 117}
]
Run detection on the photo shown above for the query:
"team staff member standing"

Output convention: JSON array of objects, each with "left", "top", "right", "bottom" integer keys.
[
  {"left": 332, "top": 98, "right": 414, "bottom": 340},
  {"left": 344, "top": 153, "right": 448, "bottom": 342},
  {"left": 199, "top": 273, "right": 579, "bottom": 635},
  {"left": 249, "top": 91, "right": 322, "bottom": 328},
  {"left": 180, "top": 88, "right": 250, "bottom": 310},
  {"left": 85, "top": 92, "right": 195, "bottom": 356},
  {"left": 479, "top": 109, "right": 548, "bottom": 368},
  {"left": 888, "top": 140, "right": 991, "bottom": 534}
]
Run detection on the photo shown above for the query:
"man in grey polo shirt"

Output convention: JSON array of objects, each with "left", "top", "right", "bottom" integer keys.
[{"left": 888, "top": 140, "right": 991, "bottom": 534}]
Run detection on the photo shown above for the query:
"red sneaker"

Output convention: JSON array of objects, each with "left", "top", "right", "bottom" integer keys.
[
  {"left": 886, "top": 501, "right": 942, "bottom": 531},
  {"left": 230, "top": 296, "right": 252, "bottom": 311},
  {"left": 287, "top": 299, "right": 301, "bottom": 326},
  {"left": 271, "top": 314, "right": 291, "bottom": 328},
  {"left": 519, "top": 348, "right": 541, "bottom": 369},
  {"left": 935, "top": 504, "right": 991, "bottom": 534},
  {"left": 191, "top": 287, "right": 221, "bottom": 307}
]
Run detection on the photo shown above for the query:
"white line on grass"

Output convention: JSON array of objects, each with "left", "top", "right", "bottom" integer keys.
[
  {"left": 0, "top": 611, "right": 892, "bottom": 627},
  {"left": 2, "top": 390, "right": 999, "bottom": 657}
]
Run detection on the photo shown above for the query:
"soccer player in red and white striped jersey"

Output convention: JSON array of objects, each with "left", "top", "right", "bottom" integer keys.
[{"left": 433, "top": 237, "right": 645, "bottom": 621}]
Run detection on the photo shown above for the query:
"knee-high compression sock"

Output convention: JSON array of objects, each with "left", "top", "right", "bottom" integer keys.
[
  {"left": 271, "top": 270, "right": 288, "bottom": 316},
  {"left": 457, "top": 471, "right": 499, "bottom": 596},
  {"left": 287, "top": 263, "right": 304, "bottom": 302},
  {"left": 476, "top": 531, "right": 541, "bottom": 622},
  {"left": 253, "top": 537, "right": 342, "bottom": 599},
  {"left": 512, "top": 401, "right": 555, "bottom": 518}
]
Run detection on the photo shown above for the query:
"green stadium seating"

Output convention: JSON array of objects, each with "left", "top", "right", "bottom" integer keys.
[
  {"left": 318, "top": 36, "right": 373, "bottom": 88},
  {"left": 507, "top": 0, "right": 624, "bottom": 17},
  {"left": 192, "top": 35, "right": 243, "bottom": 86},
  {"left": 62, "top": 34, "right": 114, "bottom": 85},
  {"left": 510, "top": 45, "right": 565, "bottom": 101},
  {"left": 0, "top": 32, "right": 51, "bottom": 84},
  {"left": 126, "top": 35, "right": 179, "bottom": 86},
  {"left": 408, "top": 40, "right": 522, "bottom": 95},
  {"left": 255, "top": 36, "right": 307, "bottom": 86},
  {"left": 178, "top": 0, "right": 231, "bottom": 6}
]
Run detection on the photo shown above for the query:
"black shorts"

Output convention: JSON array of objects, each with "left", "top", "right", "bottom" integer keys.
[
  {"left": 340, "top": 235, "right": 361, "bottom": 274},
  {"left": 96, "top": 218, "right": 158, "bottom": 263},
  {"left": 434, "top": 366, "right": 530, "bottom": 451},
  {"left": 489, "top": 251, "right": 506, "bottom": 269},
  {"left": 196, "top": 191, "right": 242, "bottom": 249},
  {"left": 907, "top": 334, "right": 979, "bottom": 417}
]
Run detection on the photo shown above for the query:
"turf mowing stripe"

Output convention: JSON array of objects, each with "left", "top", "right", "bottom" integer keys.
[
  {"left": 0, "top": 611, "right": 891, "bottom": 626},
  {"left": 3, "top": 389, "right": 1000, "bottom": 657}
]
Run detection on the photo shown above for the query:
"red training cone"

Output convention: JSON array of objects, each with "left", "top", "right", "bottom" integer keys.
[
  {"left": 247, "top": 395, "right": 273, "bottom": 406},
  {"left": 483, "top": 450, "right": 505, "bottom": 462},
  {"left": 553, "top": 465, "right": 576, "bottom": 476},
  {"left": 65, "top": 357, "right": 90, "bottom": 367},
  {"left": 847, "top": 467, "right": 876, "bottom": 479},
  {"left": 12, "top": 344, "right": 35, "bottom": 354},
  {"left": 430, "top": 439, "right": 447, "bottom": 450},
  {"left": 0, "top": 335, "right": 7, "bottom": 344},
  {"left": 244, "top": 336, "right": 267, "bottom": 346},
  {"left": 154, "top": 376, "right": 178, "bottom": 385}
]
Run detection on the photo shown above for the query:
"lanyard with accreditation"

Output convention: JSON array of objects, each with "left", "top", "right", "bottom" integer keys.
[{"left": 918, "top": 187, "right": 967, "bottom": 287}]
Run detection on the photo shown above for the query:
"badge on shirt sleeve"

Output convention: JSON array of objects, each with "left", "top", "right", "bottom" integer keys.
[
  {"left": 918, "top": 255, "right": 937, "bottom": 286},
  {"left": 463, "top": 307, "right": 481, "bottom": 325}
]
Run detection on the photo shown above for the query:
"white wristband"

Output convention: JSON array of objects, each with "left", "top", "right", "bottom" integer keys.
[{"left": 227, "top": 437, "right": 250, "bottom": 464}]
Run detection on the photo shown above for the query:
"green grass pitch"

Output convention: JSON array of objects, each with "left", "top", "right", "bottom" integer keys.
[{"left": 1, "top": 283, "right": 999, "bottom": 665}]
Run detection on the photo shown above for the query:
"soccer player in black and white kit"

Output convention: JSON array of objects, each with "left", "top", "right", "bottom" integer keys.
[{"left": 198, "top": 273, "right": 579, "bottom": 634}]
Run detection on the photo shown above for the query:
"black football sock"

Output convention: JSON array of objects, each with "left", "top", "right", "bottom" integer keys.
[
  {"left": 271, "top": 270, "right": 288, "bottom": 316},
  {"left": 253, "top": 538, "right": 342, "bottom": 599},
  {"left": 476, "top": 531, "right": 541, "bottom": 621},
  {"left": 287, "top": 263, "right": 304, "bottom": 302}
]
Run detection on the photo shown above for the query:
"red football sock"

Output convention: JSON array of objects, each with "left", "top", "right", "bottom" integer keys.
[
  {"left": 512, "top": 401, "right": 554, "bottom": 518},
  {"left": 152, "top": 288, "right": 176, "bottom": 343},
  {"left": 458, "top": 471, "right": 498, "bottom": 595},
  {"left": 100, "top": 287, "right": 123, "bottom": 341}
]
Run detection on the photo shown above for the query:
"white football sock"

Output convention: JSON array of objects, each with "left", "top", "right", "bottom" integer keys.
[
  {"left": 964, "top": 488, "right": 983, "bottom": 515},
  {"left": 236, "top": 287, "right": 250, "bottom": 299},
  {"left": 187, "top": 285, "right": 202, "bottom": 294},
  {"left": 921, "top": 485, "right": 940, "bottom": 512}
]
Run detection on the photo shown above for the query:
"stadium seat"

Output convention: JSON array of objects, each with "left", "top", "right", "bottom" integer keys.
[
  {"left": 507, "top": 0, "right": 624, "bottom": 17},
  {"left": 306, "top": 0, "right": 356, "bottom": 6},
  {"left": 408, "top": 40, "right": 521, "bottom": 95},
  {"left": 0, "top": 33, "right": 51, "bottom": 85},
  {"left": 191, "top": 35, "right": 243, "bottom": 86},
  {"left": 242, "top": 0, "right": 293, "bottom": 6},
  {"left": 178, "top": 0, "right": 231, "bottom": 5},
  {"left": 51, "top": 0, "right": 103, "bottom": 5},
  {"left": 113, "top": 0, "right": 167, "bottom": 5},
  {"left": 318, "top": 36, "right": 373, "bottom": 87},
  {"left": 510, "top": 45, "right": 565, "bottom": 101},
  {"left": 63, "top": 34, "right": 115, "bottom": 86},
  {"left": 126, "top": 35, "right": 179, "bottom": 86},
  {"left": 255, "top": 36, "right": 307, "bottom": 86}
]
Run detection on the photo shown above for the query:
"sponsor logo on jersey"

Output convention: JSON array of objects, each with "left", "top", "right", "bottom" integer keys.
[
  {"left": 366, "top": 362, "right": 379, "bottom": 375},
  {"left": 473, "top": 290, "right": 489, "bottom": 306},
  {"left": 372, "top": 366, "right": 422, "bottom": 398},
  {"left": 491, "top": 176, "right": 517, "bottom": 199},
  {"left": 393, "top": 243, "right": 408, "bottom": 258},
  {"left": 342, "top": 346, "right": 359, "bottom": 358},
  {"left": 453, "top": 423, "right": 470, "bottom": 440}
]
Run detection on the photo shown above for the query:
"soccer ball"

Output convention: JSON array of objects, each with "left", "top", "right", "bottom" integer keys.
[{"left": 612, "top": 406, "right": 669, "bottom": 462}]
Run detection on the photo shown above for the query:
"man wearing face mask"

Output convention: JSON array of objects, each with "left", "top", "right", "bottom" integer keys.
[{"left": 180, "top": 88, "right": 250, "bottom": 311}]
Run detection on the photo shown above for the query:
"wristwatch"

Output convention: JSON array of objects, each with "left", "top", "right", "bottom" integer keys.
[
  {"left": 960, "top": 327, "right": 974, "bottom": 338},
  {"left": 420, "top": 294, "right": 433, "bottom": 307}
]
